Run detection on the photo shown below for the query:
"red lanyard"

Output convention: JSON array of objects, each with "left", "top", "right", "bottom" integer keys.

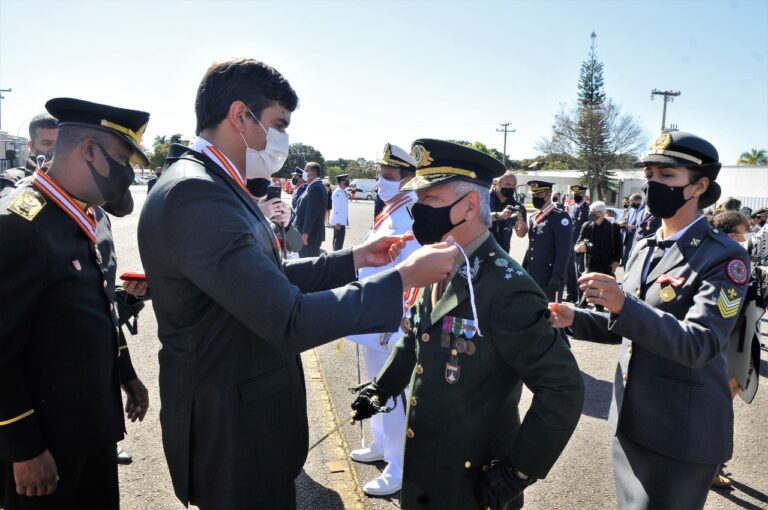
[
  {"left": 32, "top": 170, "right": 97, "bottom": 242},
  {"left": 534, "top": 203, "right": 556, "bottom": 225},
  {"left": 373, "top": 194, "right": 412, "bottom": 231},
  {"left": 202, "top": 144, "right": 249, "bottom": 195}
]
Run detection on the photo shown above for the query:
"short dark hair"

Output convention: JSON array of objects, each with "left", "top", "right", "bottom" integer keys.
[
  {"left": 55, "top": 125, "right": 118, "bottom": 157},
  {"left": 195, "top": 58, "right": 299, "bottom": 135},
  {"left": 712, "top": 211, "right": 749, "bottom": 234},
  {"left": 722, "top": 197, "right": 742, "bottom": 211},
  {"left": 306, "top": 161, "right": 323, "bottom": 177},
  {"left": 28, "top": 113, "right": 58, "bottom": 141}
]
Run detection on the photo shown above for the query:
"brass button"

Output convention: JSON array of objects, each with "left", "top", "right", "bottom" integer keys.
[
  {"left": 482, "top": 464, "right": 490, "bottom": 472},
  {"left": 451, "top": 349, "right": 458, "bottom": 356},
  {"left": 627, "top": 346, "right": 633, "bottom": 355},
  {"left": 622, "top": 373, "right": 628, "bottom": 383},
  {"left": 102, "top": 280, "right": 108, "bottom": 288},
  {"left": 407, "top": 428, "right": 415, "bottom": 439},
  {"left": 415, "top": 364, "right": 424, "bottom": 375},
  {"left": 421, "top": 333, "right": 430, "bottom": 342},
  {"left": 410, "top": 396, "right": 418, "bottom": 407},
  {"left": 464, "top": 461, "right": 472, "bottom": 469},
  {"left": 635, "top": 289, "right": 640, "bottom": 297}
]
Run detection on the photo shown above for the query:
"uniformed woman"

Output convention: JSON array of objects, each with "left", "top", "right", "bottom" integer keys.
[{"left": 549, "top": 131, "right": 750, "bottom": 510}]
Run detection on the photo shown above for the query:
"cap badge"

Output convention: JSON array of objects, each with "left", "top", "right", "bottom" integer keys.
[
  {"left": 652, "top": 132, "right": 672, "bottom": 152},
  {"left": 382, "top": 143, "right": 392, "bottom": 163},
  {"left": 411, "top": 144, "right": 434, "bottom": 169}
]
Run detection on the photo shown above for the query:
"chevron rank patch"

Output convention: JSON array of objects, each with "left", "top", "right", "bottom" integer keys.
[{"left": 717, "top": 286, "right": 742, "bottom": 319}]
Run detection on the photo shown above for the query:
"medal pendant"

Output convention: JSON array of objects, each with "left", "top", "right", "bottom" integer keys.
[
  {"left": 465, "top": 341, "right": 476, "bottom": 355},
  {"left": 455, "top": 338, "right": 467, "bottom": 354},
  {"left": 441, "top": 333, "right": 451, "bottom": 348},
  {"left": 445, "top": 361, "right": 460, "bottom": 384},
  {"left": 659, "top": 285, "right": 676, "bottom": 302}
]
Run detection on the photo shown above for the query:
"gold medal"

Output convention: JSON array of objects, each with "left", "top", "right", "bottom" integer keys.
[
  {"left": 465, "top": 341, "right": 476, "bottom": 355},
  {"left": 659, "top": 285, "right": 676, "bottom": 302}
]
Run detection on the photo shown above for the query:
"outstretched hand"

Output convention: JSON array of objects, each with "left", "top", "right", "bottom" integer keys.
[
  {"left": 548, "top": 302, "right": 575, "bottom": 328},
  {"left": 353, "top": 232, "right": 415, "bottom": 269},
  {"left": 578, "top": 272, "right": 625, "bottom": 314}
]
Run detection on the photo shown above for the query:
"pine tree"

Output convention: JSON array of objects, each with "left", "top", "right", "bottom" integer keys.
[
  {"left": 537, "top": 32, "right": 646, "bottom": 201},
  {"left": 578, "top": 32, "right": 606, "bottom": 109},
  {"left": 576, "top": 32, "right": 614, "bottom": 199}
]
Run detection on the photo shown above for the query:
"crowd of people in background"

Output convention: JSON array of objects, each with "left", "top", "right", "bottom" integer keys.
[{"left": 0, "top": 57, "right": 765, "bottom": 510}]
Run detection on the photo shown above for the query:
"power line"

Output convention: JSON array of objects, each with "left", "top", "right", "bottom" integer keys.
[
  {"left": 650, "top": 89, "right": 681, "bottom": 132},
  {"left": 496, "top": 122, "right": 515, "bottom": 169}
]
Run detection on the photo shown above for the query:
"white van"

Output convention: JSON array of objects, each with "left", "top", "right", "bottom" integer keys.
[{"left": 347, "top": 179, "right": 378, "bottom": 200}]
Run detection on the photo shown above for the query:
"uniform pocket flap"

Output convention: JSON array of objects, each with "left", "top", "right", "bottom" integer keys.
[{"left": 238, "top": 367, "right": 289, "bottom": 402}]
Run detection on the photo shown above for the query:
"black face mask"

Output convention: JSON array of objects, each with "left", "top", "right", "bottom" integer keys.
[
  {"left": 500, "top": 187, "right": 516, "bottom": 198},
  {"left": 87, "top": 144, "right": 134, "bottom": 204},
  {"left": 642, "top": 180, "right": 694, "bottom": 219},
  {"left": 588, "top": 212, "right": 599, "bottom": 222},
  {"left": 246, "top": 178, "right": 270, "bottom": 198},
  {"left": 630, "top": 202, "right": 641, "bottom": 209},
  {"left": 411, "top": 194, "right": 467, "bottom": 245},
  {"left": 532, "top": 196, "right": 547, "bottom": 210},
  {"left": 573, "top": 195, "right": 583, "bottom": 203}
]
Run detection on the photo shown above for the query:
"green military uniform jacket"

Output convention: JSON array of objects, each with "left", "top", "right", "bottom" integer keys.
[{"left": 376, "top": 233, "right": 584, "bottom": 509}]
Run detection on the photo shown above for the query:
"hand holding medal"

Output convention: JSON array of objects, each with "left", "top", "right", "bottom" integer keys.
[{"left": 578, "top": 272, "right": 626, "bottom": 314}]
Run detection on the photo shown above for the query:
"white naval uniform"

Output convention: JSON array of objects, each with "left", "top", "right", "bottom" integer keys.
[
  {"left": 347, "top": 192, "right": 420, "bottom": 479},
  {"left": 330, "top": 186, "right": 349, "bottom": 226}
]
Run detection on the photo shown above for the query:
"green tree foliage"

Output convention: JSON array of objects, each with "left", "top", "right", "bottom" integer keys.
[
  {"left": 345, "top": 158, "right": 377, "bottom": 179},
  {"left": 279, "top": 143, "right": 325, "bottom": 178},
  {"left": 737, "top": 148, "right": 768, "bottom": 166},
  {"left": 537, "top": 33, "right": 646, "bottom": 199},
  {"left": 146, "top": 134, "right": 189, "bottom": 170}
]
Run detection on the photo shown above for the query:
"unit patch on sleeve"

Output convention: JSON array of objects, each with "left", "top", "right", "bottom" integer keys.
[{"left": 725, "top": 258, "right": 748, "bottom": 285}]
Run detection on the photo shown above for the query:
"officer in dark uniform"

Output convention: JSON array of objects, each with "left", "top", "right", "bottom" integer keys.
[
  {"left": 565, "top": 185, "right": 589, "bottom": 302},
  {"left": 0, "top": 97, "right": 150, "bottom": 509},
  {"left": 351, "top": 139, "right": 584, "bottom": 510},
  {"left": 551, "top": 131, "right": 748, "bottom": 509},
  {"left": 523, "top": 180, "right": 572, "bottom": 301},
  {"left": 0, "top": 114, "right": 58, "bottom": 198}
]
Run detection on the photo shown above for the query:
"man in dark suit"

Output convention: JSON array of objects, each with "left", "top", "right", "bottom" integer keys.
[
  {"left": 565, "top": 185, "right": 590, "bottom": 302},
  {"left": 146, "top": 167, "right": 161, "bottom": 193},
  {"left": 137, "top": 58, "right": 458, "bottom": 510},
  {"left": 0, "top": 97, "right": 150, "bottom": 509},
  {"left": 295, "top": 161, "right": 327, "bottom": 256}
]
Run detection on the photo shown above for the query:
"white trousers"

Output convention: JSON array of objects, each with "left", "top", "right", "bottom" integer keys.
[{"left": 364, "top": 346, "right": 406, "bottom": 477}]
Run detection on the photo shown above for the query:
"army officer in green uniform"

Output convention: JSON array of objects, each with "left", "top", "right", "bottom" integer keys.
[{"left": 352, "top": 139, "right": 584, "bottom": 510}]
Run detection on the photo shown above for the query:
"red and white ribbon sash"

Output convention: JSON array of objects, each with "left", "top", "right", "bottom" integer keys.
[{"left": 32, "top": 170, "right": 97, "bottom": 242}]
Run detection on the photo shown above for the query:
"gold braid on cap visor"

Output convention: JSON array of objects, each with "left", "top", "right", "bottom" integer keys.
[
  {"left": 647, "top": 148, "right": 703, "bottom": 165},
  {"left": 415, "top": 167, "right": 477, "bottom": 179},
  {"left": 100, "top": 119, "right": 147, "bottom": 147}
]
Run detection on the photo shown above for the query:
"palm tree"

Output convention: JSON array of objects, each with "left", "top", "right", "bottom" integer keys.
[{"left": 737, "top": 148, "right": 768, "bottom": 166}]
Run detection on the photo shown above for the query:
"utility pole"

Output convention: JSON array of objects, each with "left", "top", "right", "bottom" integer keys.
[
  {"left": 496, "top": 122, "right": 515, "bottom": 169},
  {"left": 0, "top": 88, "right": 11, "bottom": 131},
  {"left": 650, "top": 89, "right": 680, "bottom": 132}
]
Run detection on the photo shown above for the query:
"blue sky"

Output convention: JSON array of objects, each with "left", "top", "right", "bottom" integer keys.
[{"left": 0, "top": 0, "right": 766, "bottom": 165}]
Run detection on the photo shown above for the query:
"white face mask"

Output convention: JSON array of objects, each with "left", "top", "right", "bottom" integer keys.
[
  {"left": 302, "top": 170, "right": 310, "bottom": 181},
  {"left": 240, "top": 108, "right": 289, "bottom": 179},
  {"left": 377, "top": 176, "right": 401, "bottom": 202}
]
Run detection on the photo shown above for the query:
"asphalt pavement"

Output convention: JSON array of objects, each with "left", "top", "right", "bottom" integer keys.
[{"left": 111, "top": 187, "right": 767, "bottom": 509}]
